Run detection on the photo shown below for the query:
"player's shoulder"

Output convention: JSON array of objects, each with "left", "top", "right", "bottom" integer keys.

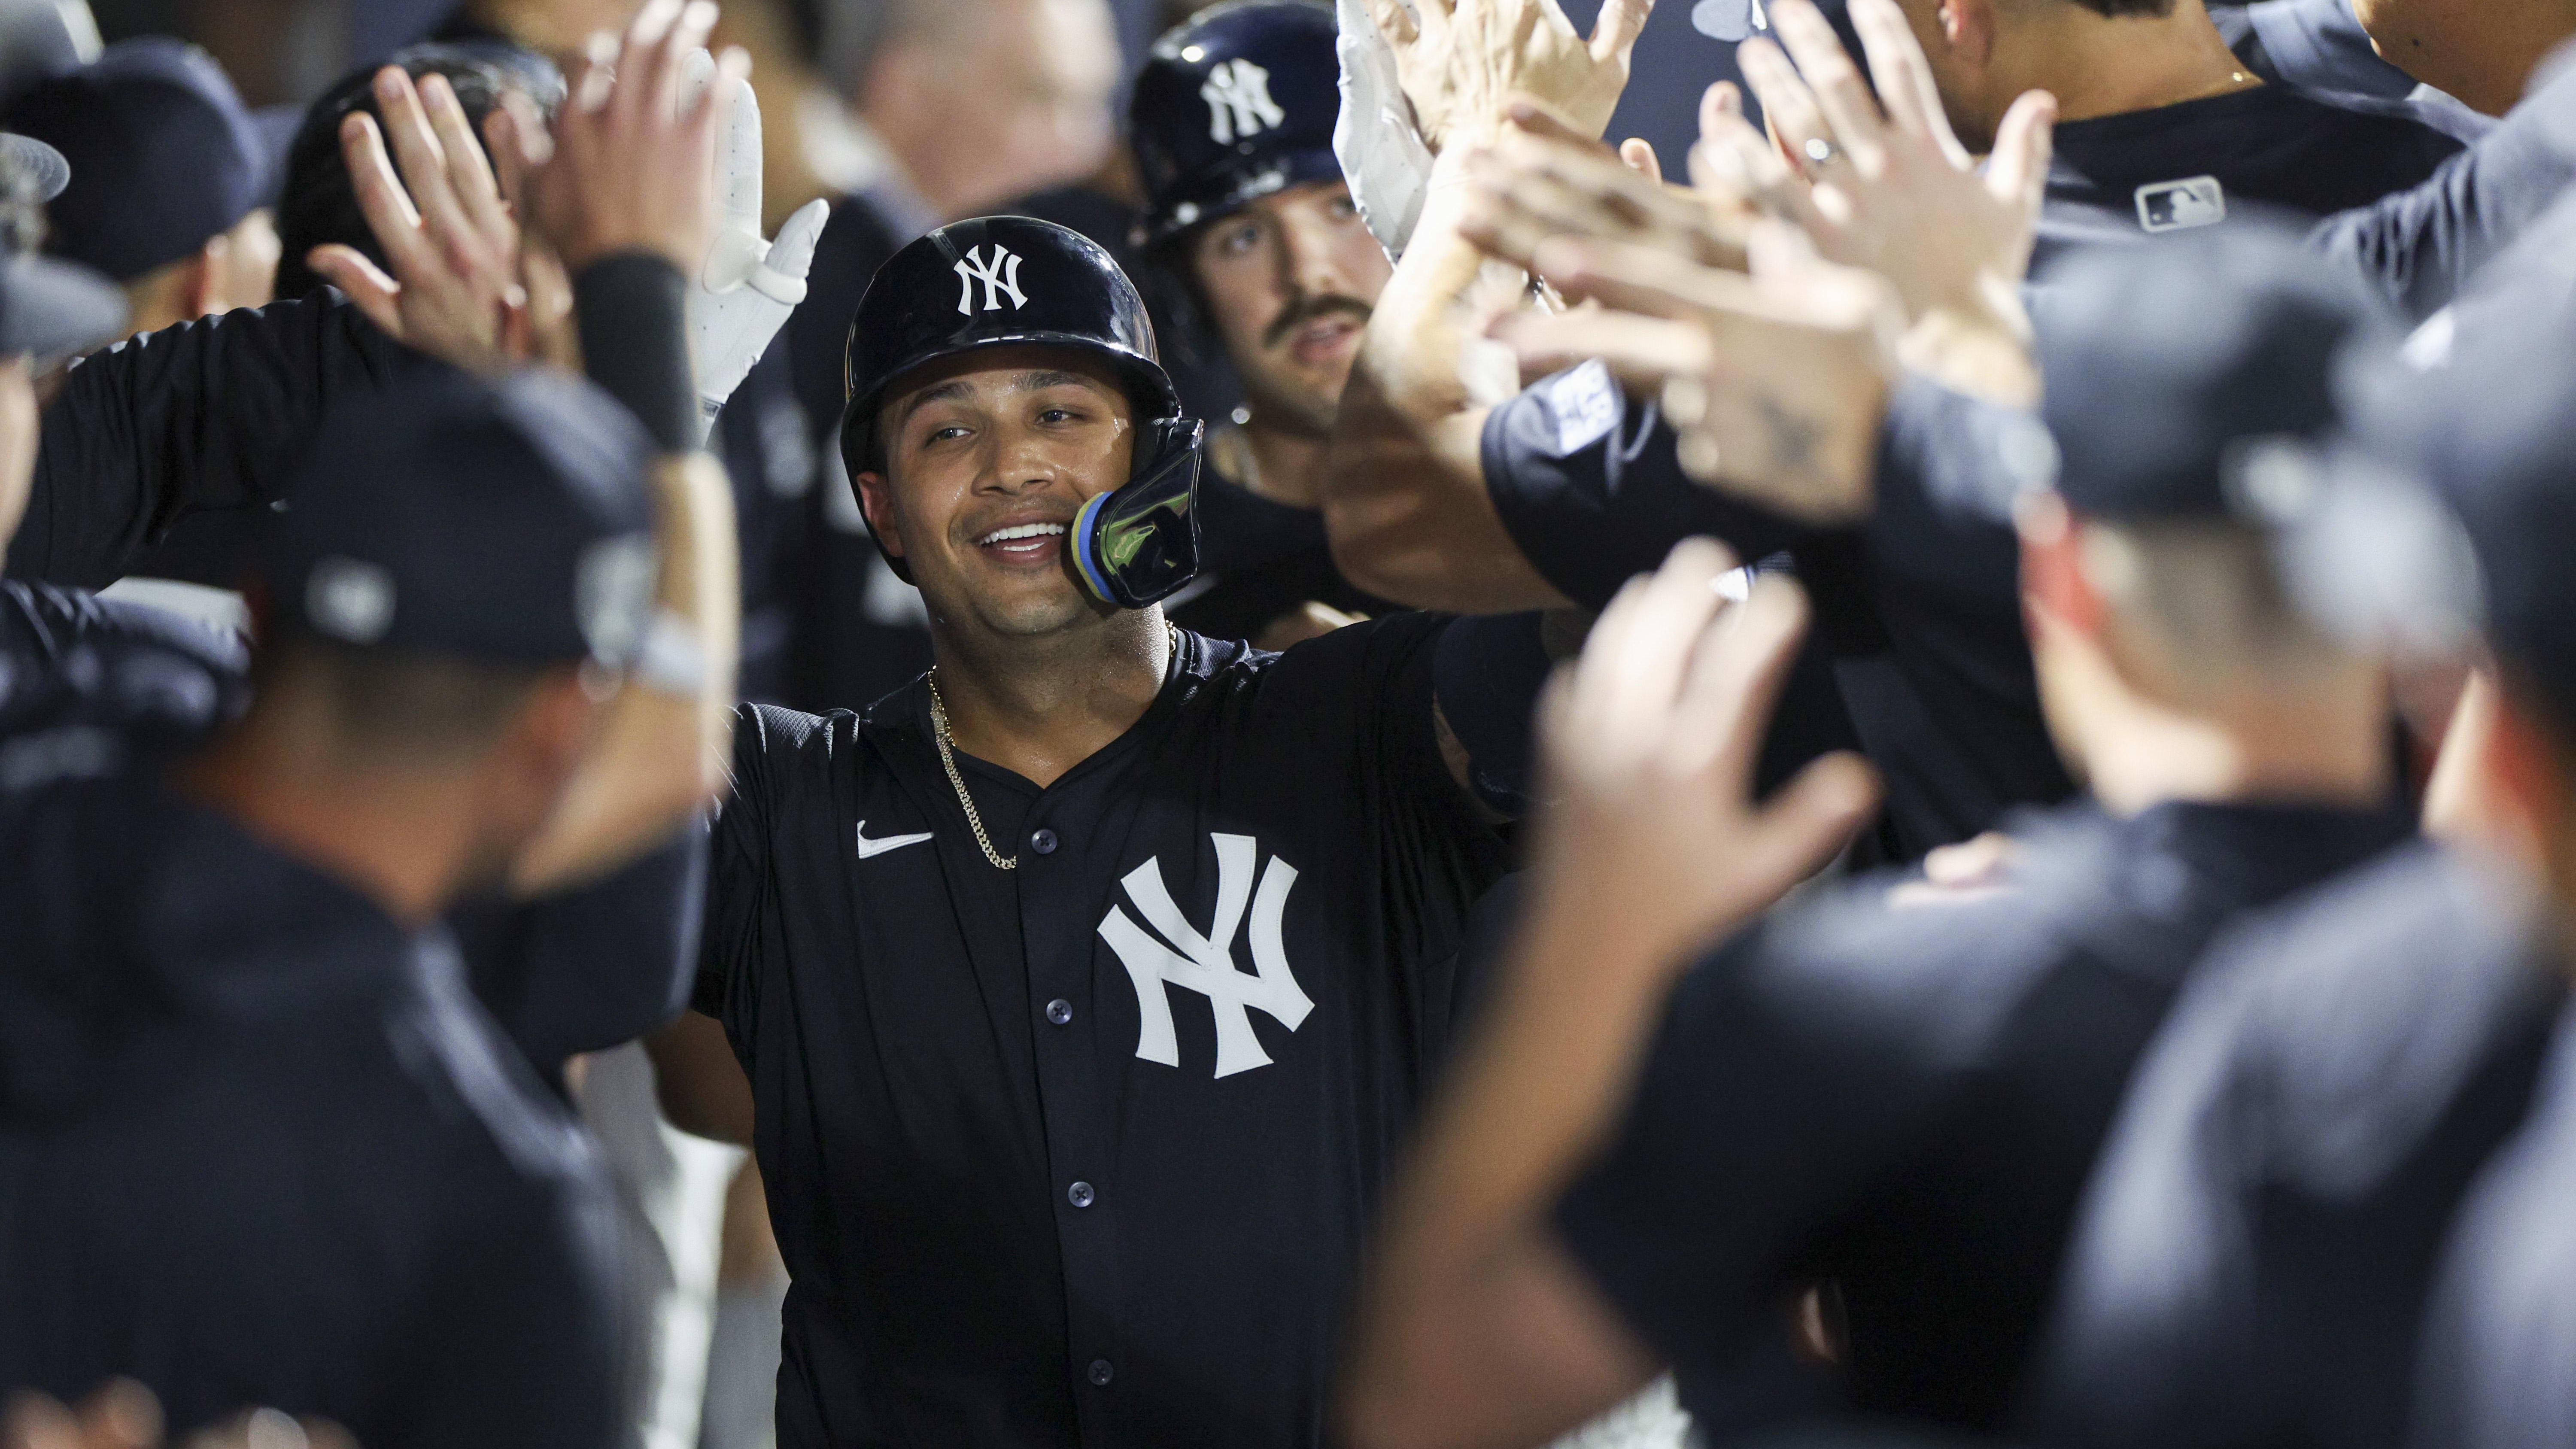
[
  {"left": 1182, "top": 612, "right": 1449, "bottom": 704},
  {"left": 2171, "top": 841, "right": 2557, "bottom": 1175},
  {"left": 2270, "top": 79, "right": 2484, "bottom": 152},
  {"left": 732, "top": 694, "right": 910, "bottom": 778},
  {"left": 1731, "top": 805, "right": 2135, "bottom": 1053},
  {"left": 383, "top": 940, "right": 611, "bottom": 1210}
]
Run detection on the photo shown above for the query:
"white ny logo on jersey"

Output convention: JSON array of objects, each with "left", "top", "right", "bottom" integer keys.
[
  {"left": 1099, "top": 833, "right": 1313, "bottom": 1078},
  {"left": 954, "top": 243, "right": 1027, "bottom": 316},
  {"left": 1200, "top": 58, "right": 1285, "bottom": 145}
]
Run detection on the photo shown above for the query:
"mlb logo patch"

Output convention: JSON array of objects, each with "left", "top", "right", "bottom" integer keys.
[{"left": 2136, "top": 176, "right": 2227, "bottom": 234}]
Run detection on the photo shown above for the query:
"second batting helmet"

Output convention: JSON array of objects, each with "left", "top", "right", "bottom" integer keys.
[{"left": 1129, "top": 0, "right": 1342, "bottom": 248}]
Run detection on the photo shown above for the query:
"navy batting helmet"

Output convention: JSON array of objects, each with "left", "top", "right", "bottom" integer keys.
[
  {"left": 1129, "top": 0, "right": 1342, "bottom": 248},
  {"left": 839, "top": 216, "right": 1205, "bottom": 608}
]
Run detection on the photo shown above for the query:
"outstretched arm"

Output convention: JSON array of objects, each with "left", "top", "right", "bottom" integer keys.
[{"left": 1321, "top": 0, "right": 1654, "bottom": 613}]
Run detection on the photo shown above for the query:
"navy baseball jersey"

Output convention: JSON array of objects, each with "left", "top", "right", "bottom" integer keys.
[
  {"left": 2031, "top": 842, "right": 2563, "bottom": 1449},
  {"left": 694, "top": 614, "right": 1513, "bottom": 1447},
  {"left": 0, "top": 772, "right": 624, "bottom": 1449},
  {"left": 2029, "top": 83, "right": 2473, "bottom": 273},
  {"left": 1554, "top": 800, "right": 2408, "bottom": 1436}
]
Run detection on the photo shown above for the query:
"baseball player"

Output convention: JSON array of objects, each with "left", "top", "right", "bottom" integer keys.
[
  {"left": 658, "top": 213, "right": 1557, "bottom": 1447},
  {"left": 1124, "top": 0, "right": 1394, "bottom": 646},
  {"left": 0, "top": 371, "right": 672, "bottom": 1448},
  {"left": 1343, "top": 228, "right": 2415, "bottom": 1447},
  {"left": 2030, "top": 230, "right": 2576, "bottom": 1449}
]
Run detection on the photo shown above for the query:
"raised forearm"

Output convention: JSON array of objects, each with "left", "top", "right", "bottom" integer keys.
[
  {"left": 510, "top": 451, "right": 739, "bottom": 896},
  {"left": 1325, "top": 168, "right": 1571, "bottom": 612}
]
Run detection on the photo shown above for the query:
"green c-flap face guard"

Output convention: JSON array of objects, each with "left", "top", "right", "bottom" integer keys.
[{"left": 1070, "top": 416, "right": 1205, "bottom": 609}]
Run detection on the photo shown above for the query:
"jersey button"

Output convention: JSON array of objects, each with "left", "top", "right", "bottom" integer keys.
[
  {"left": 1068, "top": 1181, "right": 1095, "bottom": 1208},
  {"left": 1045, "top": 999, "right": 1074, "bottom": 1026},
  {"left": 1030, "top": 827, "right": 1060, "bottom": 855},
  {"left": 1088, "top": 1359, "right": 1114, "bottom": 1387}
]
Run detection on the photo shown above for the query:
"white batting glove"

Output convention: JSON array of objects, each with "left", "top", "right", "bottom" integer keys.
[
  {"left": 1334, "top": 0, "right": 1434, "bottom": 260},
  {"left": 690, "top": 63, "right": 829, "bottom": 440}
]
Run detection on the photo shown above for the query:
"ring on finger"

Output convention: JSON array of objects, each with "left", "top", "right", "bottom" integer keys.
[{"left": 1801, "top": 136, "right": 1841, "bottom": 170}]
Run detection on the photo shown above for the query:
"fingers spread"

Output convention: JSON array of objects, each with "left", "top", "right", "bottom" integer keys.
[
  {"left": 1589, "top": 0, "right": 1656, "bottom": 63},
  {"left": 418, "top": 73, "right": 510, "bottom": 252},
  {"left": 1848, "top": 0, "right": 1963, "bottom": 164},
  {"left": 306, "top": 245, "right": 405, "bottom": 336},
  {"left": 371, "top": 69, "right": 471, "bottom": 248},
  {"left": 1766, "top": 0, "right": 1887, "bottom": 171},
  {"left": 337, "top": 110, "right": 429, "bottom": 270}
]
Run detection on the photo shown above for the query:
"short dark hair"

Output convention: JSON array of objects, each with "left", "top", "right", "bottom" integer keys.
[
  {"left": 273, "top": 44, "right": 563, "bottom": 301},
  {"left": 254, "top": 635, "right": 559, "bottom": 768}
]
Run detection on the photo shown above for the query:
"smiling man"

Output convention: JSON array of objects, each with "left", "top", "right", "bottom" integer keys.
[
  {"left": 654, "top": 215, "right": 1558, "bottom": 1449},
  {"left": 1125, "top": 0, "right": 1397, "bottom": 647}
]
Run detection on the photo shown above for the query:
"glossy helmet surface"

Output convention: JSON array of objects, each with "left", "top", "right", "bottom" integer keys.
[{"left": 1128, "top": 0, "right": 1341, "bottom": 248}]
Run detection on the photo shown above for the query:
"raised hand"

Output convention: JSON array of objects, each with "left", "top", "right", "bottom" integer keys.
[
  {"left": 307, "top": 66, "right": 533, "bottom": 375},
  {"left": 1458, "top": 99, "right": 1752, "bottom": 273},
  {"left": 1697, "top": 0, "right": 2052, "bottom": 401},
  {"left": 689, "top": 58, "right": 828, "bottom": 431},
  {"left": 1494, "top": 223, "right": 1902, "bottom": 523},
  {"left": 1522, "top": 538, "right": 1877, "bottom": 981},
  {"left": 1374, "top": 0, "right": 1656, "bottom": 155}
]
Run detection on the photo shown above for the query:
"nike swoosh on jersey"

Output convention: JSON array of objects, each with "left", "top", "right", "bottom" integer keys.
[{"left": 854, "top": 822, "right": 935, "bottom": 860}]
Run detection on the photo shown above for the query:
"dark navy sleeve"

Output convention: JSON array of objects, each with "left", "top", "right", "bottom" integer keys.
[
  {"left": 7, "top": 291, "right": 422, "bottom": 589},
  {"left": 2311, "top": 59, "right": 2576, "bottom": 319},
  {"left": 453, "top": 829, "right": 710, "bottom": 1078},
  {"left": 1479, "top": 361, "right": 1812, "bottom": 608},
  {"left": 0, "top": 582, "right": 249, "bottom": 748}
]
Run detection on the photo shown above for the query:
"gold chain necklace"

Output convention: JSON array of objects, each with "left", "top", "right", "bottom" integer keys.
[{"left": 926, "top": 625, "right": 1181, "bottom": 872}]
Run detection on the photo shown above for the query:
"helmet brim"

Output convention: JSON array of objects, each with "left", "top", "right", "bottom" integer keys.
[{"left": 1135, "top": 146, "right": 1346, "bottom": 249}]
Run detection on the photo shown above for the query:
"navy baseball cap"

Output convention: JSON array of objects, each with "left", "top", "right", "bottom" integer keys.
[
  {"left": 2029, "top": 225, "right": 2394, "bottom": 522},
  {"left": 260, "top": 369, "right": 659, "bottom": 670},
  {"left": 4, "top": 38, "right": 269, "bottom": 283}
]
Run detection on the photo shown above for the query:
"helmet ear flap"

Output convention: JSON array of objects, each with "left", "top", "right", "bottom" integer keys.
[{"left": 837, "top": 401, "right": 917, "bottom": 586}]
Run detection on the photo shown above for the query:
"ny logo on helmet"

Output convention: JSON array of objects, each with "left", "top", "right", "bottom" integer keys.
[
  {"left": 954, "top": 243, "right": 1027, "bottom": 317},
  {"left": 1200, "top": 58, "right": 1285, "bottom": 146},
  {"left": 1098, "top": 832, "right": 1313, "bottom": 1078}
]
